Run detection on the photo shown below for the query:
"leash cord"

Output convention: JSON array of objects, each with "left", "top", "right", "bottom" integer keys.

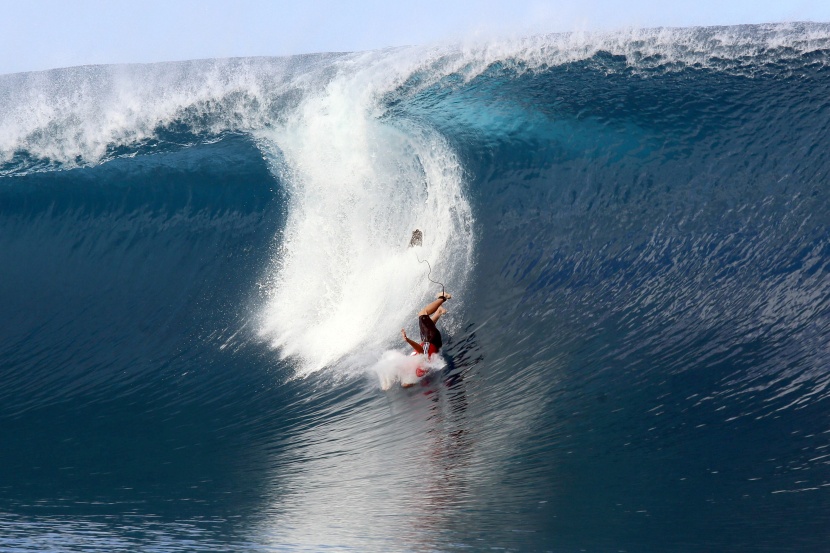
[{"left": 414, "top": 253, "right": 445, "bottom": 297}]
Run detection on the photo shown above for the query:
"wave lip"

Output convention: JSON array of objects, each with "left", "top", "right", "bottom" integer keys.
[
  {"left": 4, "top": 23, "right": 829, "bottom": 176},
  {"left": 0, "top": 55, "right": 342, "bottom": 174}
]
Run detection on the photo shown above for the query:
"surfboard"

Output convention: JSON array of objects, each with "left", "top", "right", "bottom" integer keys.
[
  {"left": 401, "top": 352, "right": 427, "bottom": 388},
  {"left": 409, "top": 351, "right": 429, "bottom": 378}
]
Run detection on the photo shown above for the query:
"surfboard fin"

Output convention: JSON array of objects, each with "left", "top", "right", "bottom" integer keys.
[{"left": 409, "top": 229, "right": 423, "bottom": 248}]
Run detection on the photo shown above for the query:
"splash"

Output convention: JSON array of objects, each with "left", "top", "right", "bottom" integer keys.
[
  {"left": 370, "top": 350, "right": 447, "bottom": 390},
  {"left": 255, "top": 64, "right": 474, "bottom": 375}
]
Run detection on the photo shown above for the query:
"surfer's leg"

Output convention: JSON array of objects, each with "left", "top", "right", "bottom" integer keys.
[
  {"left": 418, "top": 298, "right": 443, "bottom": 317},
  {"left": 418, "top": 292, "right": 451, "bottom": 317},
  {"left": 430, "top": 306, "right": 447, "bottom": 323}
]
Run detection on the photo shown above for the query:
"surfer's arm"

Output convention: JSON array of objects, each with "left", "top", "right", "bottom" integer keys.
[{"left": 401, "top": 329, "right": 423, "bottom": 354}]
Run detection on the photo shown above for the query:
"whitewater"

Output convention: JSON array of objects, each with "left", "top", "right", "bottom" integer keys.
[{"left": 2, "top": 23, "right": 830, "bottom": 552}]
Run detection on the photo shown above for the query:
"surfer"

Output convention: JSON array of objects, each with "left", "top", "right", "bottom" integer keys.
[
  {"left": 400, "top": 229, "right": 450, "bottom": 383},
  {"left": 401, "top": 292, "right": 451, "bottom": 359}
]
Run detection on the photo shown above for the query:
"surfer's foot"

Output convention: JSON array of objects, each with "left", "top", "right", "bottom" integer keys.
[
  {"left": 430, "top": 306, "right": 447, "bottom": 324},
  {"left": 420, "top": 294, "right": 451, "bottom": 317},
  {"left": 437, "top": 292, "right": 452, "bottom": 300}
]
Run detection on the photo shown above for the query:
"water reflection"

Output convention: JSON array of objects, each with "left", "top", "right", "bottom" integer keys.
[{"left": 250, "top": 343, "right": 478, "bottom": 550}]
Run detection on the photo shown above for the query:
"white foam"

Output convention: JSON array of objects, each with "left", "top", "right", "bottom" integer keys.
[
  {"left": 0, "top": 57, "right": 321, "bottom": 169},
  {"left": 370, "top": 350, "right": 447, "bottom": 390},
  {"left": 255, "top": 57, "right": 474, "bottom": 375}
]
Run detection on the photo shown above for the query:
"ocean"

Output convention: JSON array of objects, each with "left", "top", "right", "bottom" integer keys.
[{"left": 2, "top": 23, "right": 830, "bottom": 552}]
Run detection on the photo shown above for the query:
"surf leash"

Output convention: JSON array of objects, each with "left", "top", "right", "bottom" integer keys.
[{"left": 409, "top": 229, "right": 446, "bottom": 297}]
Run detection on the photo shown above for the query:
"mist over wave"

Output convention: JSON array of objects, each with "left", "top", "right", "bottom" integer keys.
[{"left": 2, "top": 22, "right": 830, "bottom": 552}]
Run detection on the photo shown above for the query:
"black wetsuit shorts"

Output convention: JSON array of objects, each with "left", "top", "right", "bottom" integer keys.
[{"left": 418, "top": 315, "right": 443, "bottom": 351}]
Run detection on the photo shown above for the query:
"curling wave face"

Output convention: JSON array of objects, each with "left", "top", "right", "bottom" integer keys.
[{"left": 2, "top": 22, "right": 830, "bottom": 552}]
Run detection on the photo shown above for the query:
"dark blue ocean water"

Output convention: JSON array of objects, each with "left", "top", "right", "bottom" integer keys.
[{"left": 2, "top": 23, "right": 830, "bottom": 552}]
